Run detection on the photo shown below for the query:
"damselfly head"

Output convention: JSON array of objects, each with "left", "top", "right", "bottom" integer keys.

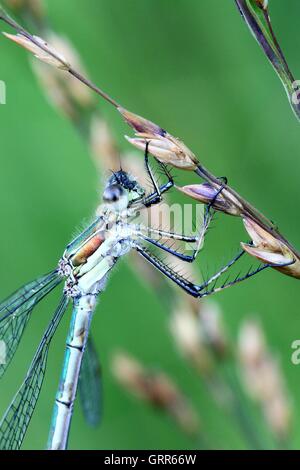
[{"left": 103, "top": 170, "right": 145, "bottom": 211}]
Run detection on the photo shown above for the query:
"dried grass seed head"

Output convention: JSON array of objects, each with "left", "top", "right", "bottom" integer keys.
[
  {"left": 177, "top": 183, "right": 242, "bottom": 216},
  {"left": 112, "top": 351, "right": 200, "bottom": 435},
  {"left": 3, "top": 31, "right": 70, "bottom": 69},
  {"left": 241, "top": 217, "right": 300, "bottom": 278},
  {"left": 170, "top": 308, "right": 213, "bottom": 374},
  {"left": 3, "top": 0, "right": 44, "bottom": 18},
  {"left": 119, "top": 108, "right": 198, "bottom": 170}
]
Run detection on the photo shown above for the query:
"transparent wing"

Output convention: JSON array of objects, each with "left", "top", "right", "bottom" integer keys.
[
  {"left": 0, "top": 295, "right": 69, "bottom": 450},
  {"left": 0, "top": 271, "right": 61, "bottom": 379},
  {"left": 79, "top": 334, "right": 102, "bottom": 427}
]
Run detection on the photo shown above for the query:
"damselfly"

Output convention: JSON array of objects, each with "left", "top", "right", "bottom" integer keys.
[{"left": 0, "top": 153, "right": 269, "bottom": 450}]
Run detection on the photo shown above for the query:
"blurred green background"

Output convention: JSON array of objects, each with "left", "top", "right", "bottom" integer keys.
[{"left": 0, "top": 0, "right": 300, "bottom": 450}]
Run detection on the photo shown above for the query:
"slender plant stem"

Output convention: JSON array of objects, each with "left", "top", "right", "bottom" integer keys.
[
  {"left": 2, "top": 4, "right": 282, "bottom": 450},
  {"left": 234, "top": 0, "right": 300, "bottom": 121},
  {"left": 0, "top": 7, "right": 120, "bottom": 108},
  {"left": 1, "top": 6, "right": 299, "bottom": 261},
  {"left": 195, "top": 165, "right": 300, "bottom": 259}
]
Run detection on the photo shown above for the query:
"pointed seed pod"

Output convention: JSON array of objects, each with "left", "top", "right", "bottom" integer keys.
[
  {"left": 177, "top": 183, "right": 242, "bottom": 216},
  {"left": 125, "top": 133, "right": 199, "bottom": 170},
  {"left": 118, "top": 107, "right": 166, "bottom": 136},
  {"left": 241, "top": 218, "right": 300, "bottom": 278},
  {"left": 3, "top": 32, "right": 70, "bottom": 69},
  {"left": 119, "top": 108, "right": 199, "bottom": 170}
]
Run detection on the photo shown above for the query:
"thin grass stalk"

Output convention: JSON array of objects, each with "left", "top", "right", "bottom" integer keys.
[
  {"left": 1, "top": 6, "right": 299, "bottom": 266},
  {"left": 235, "top": 0, "right": 300, "bottom": 121},
  {"left": 0, "top": 2, "right": 291, "bottom": 449}
]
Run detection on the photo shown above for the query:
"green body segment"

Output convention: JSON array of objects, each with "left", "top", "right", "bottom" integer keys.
[{"left": 47, "top": 294, "right": 98, "bottom": 450}]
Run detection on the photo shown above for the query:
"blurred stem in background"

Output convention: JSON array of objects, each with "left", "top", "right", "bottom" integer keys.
[
  {"left": 235, "top": 0, "right": 300, "bottom": 121},
  {"left": 1, "top": 3, "right": 300, "bottom": 267},
  {"left": 233, "top": 0, "right": 300, "bottom": 444},
  {"left": 0, "top": 0, "right": 293, "bottom": 449},
  {"left": 111, "top": 352, "right": 208, "bottom": 449},
  {"left": 238, "top": 319, "right": 292, "bottom": 449}
]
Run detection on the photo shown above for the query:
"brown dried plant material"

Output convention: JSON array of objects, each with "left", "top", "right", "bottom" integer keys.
[
  {"left": 112, "top": 352, "right": 200, "bottom": 436},
  {"left": 3, "top": 0, "right": 44, "bottom": 18},
  {"left": 119, "top": 108, "right": 198, "bottom": 170},
  {"left": 238, "top": 319, "right": 292, "bottom": 441},
  {"left": 126, "top": 133, "right": 198, "bottom": 170},
  {"left": 170, "top": 300, "right": 229, "bottom": 375},
  {"left": 90, "top": 116, "right": 120, "bottom": 172},
  {"left": 46, "top": 34, "right": 94, "bottom": 107},
  {"left": 3, "top": 32, "right": 70, "bottom": 69},
  {"left": 177, "top": 183, "right": 242, "bottom": 216},
  {"left": 170, "top": 308, "right": 214, "bottom": 375},
  {"left": 2, "top": 5, "right": 299, "bottom": 280},
  {"left": 30, "top": 33, "right": 94, "bottom": 120},
  {"left": 199, "top": 301, "right": 229, "bottom": 359},
  {"left": 118, "top": 107, "right": 166, "bottom": 137},
  {"left": 241, "top": 218, "right": 300, "bottom": 279}
]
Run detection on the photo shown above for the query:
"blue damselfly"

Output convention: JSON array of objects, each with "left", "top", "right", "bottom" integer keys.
[{"left": 0, "top": 153, "right": 270, "bottom": 450}]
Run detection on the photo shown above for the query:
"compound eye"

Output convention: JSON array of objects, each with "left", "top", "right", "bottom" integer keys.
[{"left": 103, "top": 184, "right": 124, "bottom": 203}]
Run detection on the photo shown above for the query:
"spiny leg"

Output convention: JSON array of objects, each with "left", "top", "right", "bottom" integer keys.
[
  {"left": 199, "top": 259, "right": 296, "bottom": 297},
  {"left": 144, "top": 141, "right": 161, "bottom": 200},
  {"left": 142, "top": 142, "right": 174, "bottom": 207},
  {"left": 137, "top": 236, "right": 197, "bottom": 262},
  {"left": 135, "top": 244, "right": 246, "bottom": 298},
  {"left": 199, "top": 249, "right": 246, "bottom": 290},
  {"left": 187, "top": 179, "right": 228, "bottom": 258},
  {"left": 137, "top": 214, "right": 211, "bottom": 262},
  {"left": 137, "top": 187, "right": 220, "bottom": 261},
  {"left": 137, "top": 225, "right": 197, "bottom": 243},
  {"left": 199, "top": 264, "right": 270, "bottom": 297},
  {"left": 195, "top": 174, "right": 268, "bottom": 283},
  {"left": 135, "top": 245, "right": 286, "bottom": 299},
  {"left": 194, "top": 202, "right": 214, "bottom": 259},
  {"left": 138, "top": 195, "right": 217, "bottom": 246},
  {"left": 135, "top": 245, "right": 200, "bottom": 297},
  {"left": 137, "top": 175, "right": 270, "bottom": 294}
]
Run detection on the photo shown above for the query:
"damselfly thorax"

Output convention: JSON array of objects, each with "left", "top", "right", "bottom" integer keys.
[{"left": 58, "top": 171, "right": 147, "bottom": 298}]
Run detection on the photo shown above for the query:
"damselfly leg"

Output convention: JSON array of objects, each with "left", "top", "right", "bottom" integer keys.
[
  {"left": 0, "top": 161, "right": 277, "bottom": 451},
  {"left": 134, "top": 177, "right": 277, "bottom": 297},
  {"left": 136, "top": 178, "right": 220, "bottom": 262},
  {"left": 132, "top": 142, "right": 174, "bottom": 208},
  {"left": 135, "top": 243, "right": 276, "bottom": 298}
]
